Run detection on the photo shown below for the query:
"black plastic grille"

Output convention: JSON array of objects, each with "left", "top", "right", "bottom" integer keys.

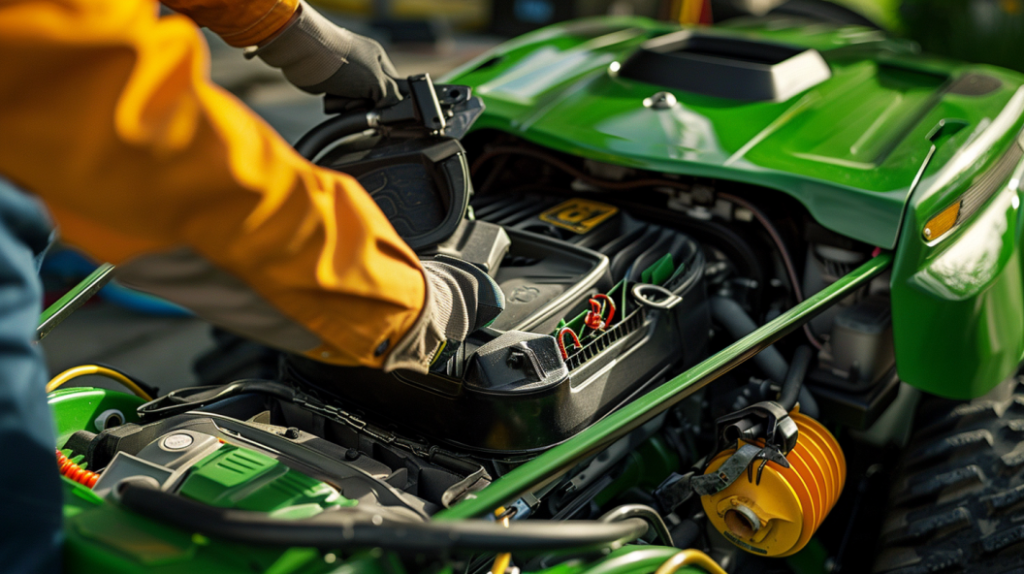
[{"left": 566, "top": 307, "right": 646, "bottom": 370}]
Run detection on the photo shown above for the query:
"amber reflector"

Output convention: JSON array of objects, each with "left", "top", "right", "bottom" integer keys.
[{"left": 923, "top": 201, "right": 961, "bottom": 241}]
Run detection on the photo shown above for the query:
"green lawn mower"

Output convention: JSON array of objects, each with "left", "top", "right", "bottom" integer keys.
[{"left": 50, "top": 13, "right": 1024, "bottom": 574}]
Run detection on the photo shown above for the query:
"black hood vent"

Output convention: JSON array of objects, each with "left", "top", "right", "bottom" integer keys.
[{"left": 618, "top": 30, "right": 831, "bottom": 102}]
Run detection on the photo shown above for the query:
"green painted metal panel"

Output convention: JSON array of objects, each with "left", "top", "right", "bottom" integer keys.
[
  {"left": 572, "top": 547, "right": 703, "bottom": 574},
  {"left": 445, "top": 17, "right": 1024, "bottom": 249},
  {"left": 48, "top": 387, "right": 146, "bottom": 446},
  {"left": 891, "top": 103, "right": 1024, "bottom": 399},
  {"left": 179, "top": 445, "right": 355, "bottom": 516}
]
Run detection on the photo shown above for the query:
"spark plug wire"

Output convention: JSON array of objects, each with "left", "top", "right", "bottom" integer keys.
[
  {"left": 557, "top": 328, "right": 582, "bottom": 360},
  {"left": 584, "top": 294, "right": 616, "bottom": 331}
]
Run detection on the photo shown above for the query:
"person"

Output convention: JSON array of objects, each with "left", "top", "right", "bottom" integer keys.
[{"left": 0, "top": 0, "right": 500, "bottom": 571}]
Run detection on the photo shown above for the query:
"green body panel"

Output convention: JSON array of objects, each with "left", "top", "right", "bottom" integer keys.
[
  {"left": 53, "top": 389, "right": 362, "bottom": 574},
  {"left": 555, "top": 546, "right": 702, "bottom": 574},
  {"left": 48, "top": 387, "right": 146, "bottom": 445},
  {"left": 65, "top": 471, "right": 383, "bottom": 574},
  {"left": 179, "top": 445, "right": 355, "bottom": 518},
  {"left": 891, "top": 118, "right": 1024, "bottom": 398},
  {"left": 444, "top": 17, "right": 1024, "bottom": 249},
  {"left": 447, "top": 17, "right": 1024, "bottom": 399}
]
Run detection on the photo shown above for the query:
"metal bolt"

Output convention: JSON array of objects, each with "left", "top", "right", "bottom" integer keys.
[
  {"left": 924, "top": 227, "right": 933, "bottom": 239},
  {"left": 643, "top": 91, "right": 678, "bottom": 110}
]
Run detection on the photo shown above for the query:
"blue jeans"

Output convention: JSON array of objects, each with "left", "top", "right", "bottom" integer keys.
[{"left": 0, "top": 178, "right": 61, "bottom": 574}]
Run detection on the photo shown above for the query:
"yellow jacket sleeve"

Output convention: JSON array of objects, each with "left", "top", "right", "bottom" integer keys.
[
  {"left": 160, "top": 0, "right": 299, "bottom": 47},
  {"left": 0, "top": 0, "right": 427, "bottom": 369}
]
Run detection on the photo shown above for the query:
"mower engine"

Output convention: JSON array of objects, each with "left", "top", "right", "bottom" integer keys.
[{"left": 53, "top": 73, "right": 903, "bottom": 574}]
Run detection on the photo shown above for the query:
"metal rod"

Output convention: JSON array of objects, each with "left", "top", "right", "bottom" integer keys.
[
  {"left": 37, "top": 263, "right": 116, "bottom": 340},
  {"left": 435, "top": 252, "right": 893, "bottom": 521}
]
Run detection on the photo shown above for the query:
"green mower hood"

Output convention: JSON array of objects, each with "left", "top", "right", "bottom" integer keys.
[{"left": 445, "top": 16, "right": 1024, "bottom": 249}]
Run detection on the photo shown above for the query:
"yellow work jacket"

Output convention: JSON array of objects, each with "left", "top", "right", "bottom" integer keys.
[{"left": 0, "top": 0, "right": 427, "bottom": 369}]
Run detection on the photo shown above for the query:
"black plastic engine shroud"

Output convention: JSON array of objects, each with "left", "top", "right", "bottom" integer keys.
[{"left": 284, "top": 198, "right": 710, "bottom": 454}]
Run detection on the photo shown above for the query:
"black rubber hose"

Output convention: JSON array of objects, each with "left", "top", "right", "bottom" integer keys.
[
  {"left": 294, "top": 113, "right": 375, "bottom": 160},
  {"left": 118, "top": 485, "right": 648, "bottom": 554},
  {"left": 710, "top": 297, "right": 789, "bottom": 383},
  {"left": 599, "top": 504, "right": 673, "bottom": 547},
  {"left": 797, "top": 384, "right": 820, "bottom": 419},
  {"left": 778, "top": 346, "right": 812, "bottom": 411},
  {"left": 669, "top": 519, "right": 700, "bottom": 550}
]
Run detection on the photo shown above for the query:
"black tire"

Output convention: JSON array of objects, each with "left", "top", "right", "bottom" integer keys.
[{"left": 874, "top": 378, "right": 1024, "bottom": 574}]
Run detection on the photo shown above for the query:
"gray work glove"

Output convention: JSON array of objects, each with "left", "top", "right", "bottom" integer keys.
[
  {"left": 248, "top": 1, "right": 401, "bottom": 108},
  {"left": 385, "top": 257, "right": 504, "bottom": 373}
]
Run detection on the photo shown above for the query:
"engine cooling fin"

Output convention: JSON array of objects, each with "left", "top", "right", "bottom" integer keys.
[{"left": 701, "top": 412, "right": 845, "bottom": 557}]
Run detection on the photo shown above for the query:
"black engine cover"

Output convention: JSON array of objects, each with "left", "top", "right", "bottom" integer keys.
[{"left": 284, "top": 193, "right": 710, "bottom": 454}]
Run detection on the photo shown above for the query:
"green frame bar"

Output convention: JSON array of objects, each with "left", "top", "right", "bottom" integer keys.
[
  {"left": 436, "top": 253, "right": 893, "bottom": 521},
  {"left": 37, "top": 263, "right": 115, "bottom": 340}
]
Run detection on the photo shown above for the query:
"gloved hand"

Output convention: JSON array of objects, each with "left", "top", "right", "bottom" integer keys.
[
  {"left": 248, "top": 1, "right": 401, "bottom": 108},
  {"left": 385, "top": 257, "right": 504, "bottom": 373}
]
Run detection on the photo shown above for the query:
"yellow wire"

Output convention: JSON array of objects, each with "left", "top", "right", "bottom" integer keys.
[
  {"left": 46, "top": 365, "right": 153, "bottom": 401},
  {"left": 490, "top": 508, "right": 512, "bottom": 574},
  {"left": 654, "top": 549, "right": 728, "bottom": 574}
]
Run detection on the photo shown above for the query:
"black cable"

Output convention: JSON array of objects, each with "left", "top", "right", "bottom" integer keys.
[
  {"left": 294, "top": 113, "right": 375, "bottom": 160},
  {"left": 118, "top": 485, "right": 649, "bottom": 555},
  {"left": 669, "top": 519, "right": 701, "bottom": 550},
  {"left": 778, "top": 346, "right": 813, "bottom": 411},
  {"left": 797, "top": 383, "right": 820, "bottom": 419},
  {"left": 717, "top": 192, "right": 823, "bottom": 350},
  {"left": 599, "top": 504, "right": 673, "bottom": 547}
]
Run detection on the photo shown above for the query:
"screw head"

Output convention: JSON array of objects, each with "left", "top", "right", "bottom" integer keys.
[{"left": 643, "top": 91, "right": 678, "bottom": 110}]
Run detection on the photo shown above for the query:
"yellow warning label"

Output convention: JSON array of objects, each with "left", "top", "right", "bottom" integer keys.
[{"left": 538, "top": 199, "right": 619, "bottom": 234}]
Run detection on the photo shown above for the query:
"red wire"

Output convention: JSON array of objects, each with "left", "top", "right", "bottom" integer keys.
[
  {"left": 593, "top": 294, "right": 616, "bottom": 325},
  {"left": 557, "top": 327, "right": 581, "bottom": 360},
  {"left": 584, "top": 294, "right": 617, "bottom": 331},
  {"left": 56, "top": 449, "right": 98, "bottom": 488}
]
